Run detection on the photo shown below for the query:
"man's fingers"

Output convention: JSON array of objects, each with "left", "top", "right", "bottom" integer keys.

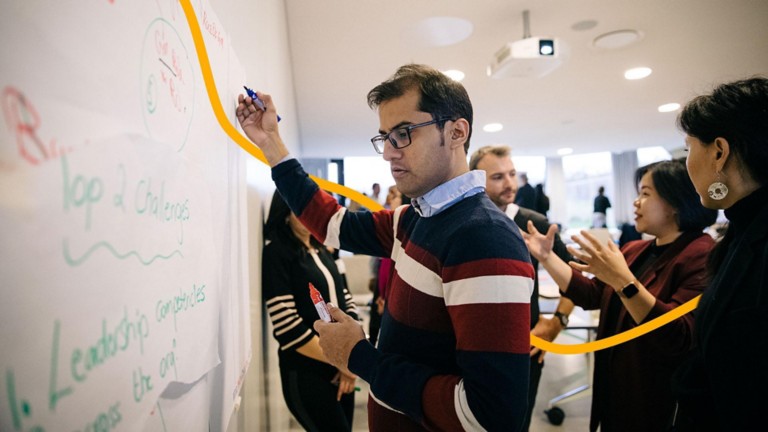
[
  {"left": 546, "top": 223, "right": 559, "bottom": 237},
  {"left": 313, "top": 319, "right": 328, "bottom": 333},
  {"left": 526, "top": 220, "right": 539, "bottom": 234},
  {"left": 326, "top": 303, "right": 350, "bottom": 322}
]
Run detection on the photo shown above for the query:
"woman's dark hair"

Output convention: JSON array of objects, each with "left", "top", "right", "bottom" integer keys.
[
  {"left": 677, "top": 76, "right": 768, "bottom": 187},
  {"left": 367, "top": 63, "right": 474, "bottom": 153},
  {"left": 634, "top": 159, "right": 718, "bottom": 232},
  {"left": 264, "top": 191, "right": 323, "bottom": 254},
  {"left": 678, "top": 77, "right": 768, "bottom": 272}
]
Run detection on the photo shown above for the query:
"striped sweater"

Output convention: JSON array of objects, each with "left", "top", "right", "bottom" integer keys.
[
  {"left": 273, "top": 159, "right": 534, "bottom": 431},
  {"left": 262, "top": 239, "right": 358, "bottom": 356}
]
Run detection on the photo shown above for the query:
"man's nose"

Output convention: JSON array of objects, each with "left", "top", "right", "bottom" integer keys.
[{"left": 382, "top": 141, "right": 401, "bottom": 161}]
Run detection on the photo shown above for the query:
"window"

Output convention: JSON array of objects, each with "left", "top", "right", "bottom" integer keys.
[
  {"left": 637, "top": 146, "right": 671, "bottom": 166},
  {"left": 562, "top": 152, "right": 614, "bottom": 229}
]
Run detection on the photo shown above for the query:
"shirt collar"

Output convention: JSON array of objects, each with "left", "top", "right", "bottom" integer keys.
[
  {"left": 504, "top": 203, "right": 520, "bottom": 219},
  {"left": 411, "top": 170, "right": 486, "bottom": 217}
]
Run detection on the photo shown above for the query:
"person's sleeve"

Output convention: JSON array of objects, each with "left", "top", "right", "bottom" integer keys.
[
  {"left": 348, "top": 221, "right": 535, "bottom": 431},
  {"left": 562, "top": 267, "right": 605, "bottom": 310},
  {"left": 272, "top": 159, "right": 393, "bottom": 257},
  {"left": 334, "top": 257, "right": 360, "bottom": 321},
  {"left": 377, "top": 258, "right": 393, "bottom": 299},
  {"left": 262, "top": 244, "right": 314, "bottom": 351}
]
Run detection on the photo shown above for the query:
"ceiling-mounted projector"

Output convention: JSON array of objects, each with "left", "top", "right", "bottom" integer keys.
[
  {"left": 487, "top": 37, "right": 563, "bottom": 78},
  {"left": 487, "top": 10, "right": 564, "bottom": 78}
]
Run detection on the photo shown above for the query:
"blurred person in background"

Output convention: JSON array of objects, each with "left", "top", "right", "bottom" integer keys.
[{"left": 263, "top": 192, "right": 359, "bottom": 431}]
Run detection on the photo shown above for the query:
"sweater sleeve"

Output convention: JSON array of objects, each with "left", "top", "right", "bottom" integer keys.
[
  {"left": 562, "top": 268, "right": 606, "bottom": 310},
  {"left": 336, "top": 259, "right": 360, "bottom": 320},
  {"left": 272, "top": 159, "right": 393, "bottom": 257}
]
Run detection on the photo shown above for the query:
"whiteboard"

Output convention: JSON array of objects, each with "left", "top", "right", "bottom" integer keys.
[{"left": 0, "top": 1, "right": 251, "bottom": 430}]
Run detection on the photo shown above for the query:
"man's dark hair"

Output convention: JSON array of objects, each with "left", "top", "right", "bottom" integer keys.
[{"left": 367, "top": 64, "right": 473, "bottom": 153}]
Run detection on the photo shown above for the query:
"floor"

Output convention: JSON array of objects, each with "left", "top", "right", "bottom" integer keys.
[{"left": 263, "top": 295, "right": 593, "bottom": 431}]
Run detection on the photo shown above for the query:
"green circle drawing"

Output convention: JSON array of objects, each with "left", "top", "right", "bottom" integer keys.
[{"left": 140, "top": 17, "right": 195, "bottom": 152}]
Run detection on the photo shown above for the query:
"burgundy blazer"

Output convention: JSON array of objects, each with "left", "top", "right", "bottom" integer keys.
[{"left": 564, "top": 231, "right": 714, "bottom": 432}]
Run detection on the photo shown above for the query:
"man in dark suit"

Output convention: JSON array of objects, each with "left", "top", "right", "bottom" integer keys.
[
  {"left": 470, "top": 145, "right": 575, "bottom": 430},
  {"left": 515, "top": 172, "right": 536, "bottom": 209}
]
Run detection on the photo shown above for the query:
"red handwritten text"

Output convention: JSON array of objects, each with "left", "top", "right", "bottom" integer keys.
[
  {"left": 202, "top": 10, "right": 224, "bottom": 48},
  {"left": 1, "top": 86, "right": 67, "bottom": 165}
]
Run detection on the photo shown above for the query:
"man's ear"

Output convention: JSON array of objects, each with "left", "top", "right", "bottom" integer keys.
[
  {"left": 449, "top": 118, "right": 470, "bottom": 150},
  {"left": 713, "top": 137, "right": 730, "bottom": 172}
]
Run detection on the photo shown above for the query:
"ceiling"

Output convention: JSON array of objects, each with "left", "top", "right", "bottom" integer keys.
[{"left": 284, "top": 0, "right": 768, "bottom": 159}]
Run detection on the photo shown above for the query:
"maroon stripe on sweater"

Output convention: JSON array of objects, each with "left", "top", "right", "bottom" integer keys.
[
  {"left": 421, "top": 375, "right": 463, "bottom": 431},
  {"left": 450, "top": 302, "right": 531, "bottom": 353},
  {"left": 386, "top": 273, "right": 453, "bottom": 333},
  {"left": 443, "top": 258, "right": 534, "bottom": 282},
  {"left": 298, "top": 190, "right": 342, "bottom": 243}
]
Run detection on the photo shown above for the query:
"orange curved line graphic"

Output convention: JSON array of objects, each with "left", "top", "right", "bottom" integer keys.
[
  {"left": 533, "top": 296, "right": 699, "bottom": 354},
  {"left": 178, "top": 0, "right": 699, "bottom": 355}
]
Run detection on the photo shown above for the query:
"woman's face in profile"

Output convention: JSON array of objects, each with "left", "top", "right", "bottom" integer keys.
[
  {"left": 633, "top": 171, "right": 678, "bottom": 238},
  {"left": 684, "top": 135, "right": 719, "bottom": 209}
]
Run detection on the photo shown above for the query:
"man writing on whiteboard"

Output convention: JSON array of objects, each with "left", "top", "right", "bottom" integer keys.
[{"left": 236, "top": 64, "right": 534, "bottom": 431}]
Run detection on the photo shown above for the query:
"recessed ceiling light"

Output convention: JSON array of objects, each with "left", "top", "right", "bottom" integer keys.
[
  {"left": 557, "top": 147, "right": 573, "bottom": 156},
  {"left": 571, "top": 20, "right": 598, "bottom": 31},
  {"left": 442, "top": 69, "right": 465, "bottom": 82},
  {"left": 405, "top": 17, "right": 474, "bottom": 47},
  {"left": 593, "top": 29, "right": 644, "bottom": 49},
  {"left": 624, "top": 67, "right": 652, "bottom": 80},
  {"left": 483, "top": 123, "right": 503, "bottom": 133},
  {"left": 658, "top": 103, "right": 681, "bottom": 113}
]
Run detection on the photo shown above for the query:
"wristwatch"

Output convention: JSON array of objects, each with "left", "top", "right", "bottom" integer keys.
[
  {"left": 553, "top": 311, "right": 569, "bottom": 327},
  {"left": 619, "top": 281, "right": 640, "bottom": 299}
]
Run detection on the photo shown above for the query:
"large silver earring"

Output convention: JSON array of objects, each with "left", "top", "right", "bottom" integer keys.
[{"left": 707, "top": 173, "right": 728, "bottom": 200}]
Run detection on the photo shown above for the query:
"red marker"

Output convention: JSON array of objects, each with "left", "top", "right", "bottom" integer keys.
[{"left": 309, "top": 283, "right": 332, "bottom": 322}]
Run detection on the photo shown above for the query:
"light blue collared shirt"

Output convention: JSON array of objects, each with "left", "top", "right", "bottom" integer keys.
[{"left": 410, "top": 170, "right": 486, "bottom": 218}]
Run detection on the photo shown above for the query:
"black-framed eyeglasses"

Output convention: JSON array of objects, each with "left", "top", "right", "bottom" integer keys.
[{"left": 370, "top": 117, "right": 452, "bottom": 154}]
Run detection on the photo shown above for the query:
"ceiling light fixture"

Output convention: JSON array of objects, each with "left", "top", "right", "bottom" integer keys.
[
  {"left": 483, "top": 123, "right": 503, "bottom": 133},
  {"left": 557, "top": 147, "right": 573, "bottom": 156},
  {"left": 624, "top": 67, "right": 652, "bottom": 80},
  {"left": 441, "top": 69, "right": 465, "bottom": 82},
  {"left": 405, "top": 17, "right": 474, "bottom": 47},
  {"left": 658, "top": 103, "right": 681, "bottom": 113},
  {"left": 593, "top": 29, "right": 643, "bottom": 49}
]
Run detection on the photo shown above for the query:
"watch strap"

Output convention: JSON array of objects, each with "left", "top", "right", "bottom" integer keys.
[{"left": 553, "top": 311, "right": 569, "bottom": 327}]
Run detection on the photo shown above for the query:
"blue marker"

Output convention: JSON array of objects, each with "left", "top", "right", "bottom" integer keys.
[{"left": 243, "top": 86, "right": 281, "bottom": 122}]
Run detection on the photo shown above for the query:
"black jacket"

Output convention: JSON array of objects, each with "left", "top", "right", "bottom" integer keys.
[
  {"left": 512, "top": 206, "right": 572, "bottom": 328},
  {"left": 673, "top": 187, "right": 768, "bottom": 430}
]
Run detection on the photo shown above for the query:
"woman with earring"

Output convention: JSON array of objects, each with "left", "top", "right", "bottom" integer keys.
[
  {"left": 263, "top": 192, "right": 359, "bottom": 431},
  {"left": 524, "top": 159, "right": 717, "bottom": 432},
  {"left": 672, "top": 77, "right": 768, "bottom": 430}
]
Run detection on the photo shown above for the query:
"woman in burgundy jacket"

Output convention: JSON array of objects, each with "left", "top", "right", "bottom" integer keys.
[{"left": 525, "top": 159, "right": 718, "bottom": 432}]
